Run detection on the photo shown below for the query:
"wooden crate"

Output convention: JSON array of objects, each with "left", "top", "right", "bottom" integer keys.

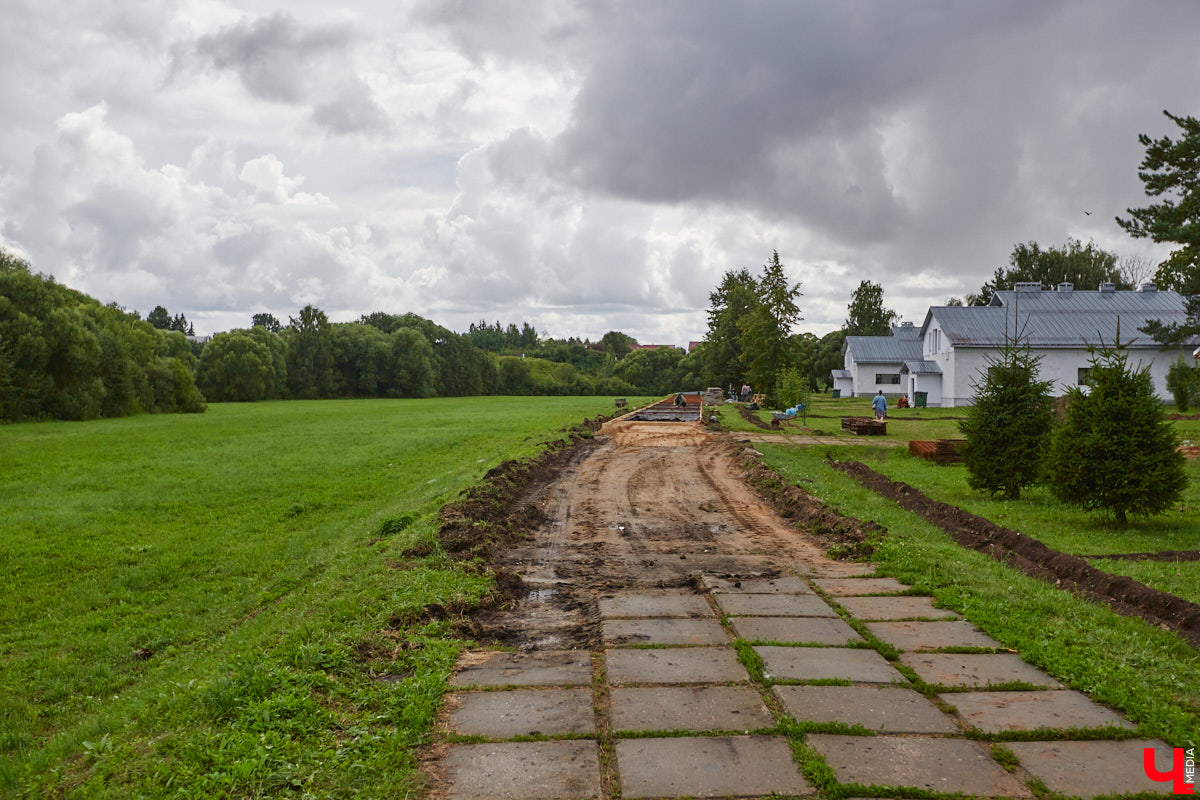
[
  {"left": 909, "top": 439, "right": 966, "bottom": 464},
  {"left": 841, "top": 416, "right": 887, "bottom": 435}
]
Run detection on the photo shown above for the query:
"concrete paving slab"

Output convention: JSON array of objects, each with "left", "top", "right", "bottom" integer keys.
[
  {"left": 615, "top": 735, "right": 811, "bottom": 798},
  {"left": 605, "top": 646, "right": 748, "bottom": 684},
  {"left": 703, "top": 574, "right": 814, "bottom": 594},
  {"left": 443, "top": 740, "right": 601, "bottom": 800},
  {"left": 837, "top": 595, "right": 959, "bottom": 620},
  {"left": 599, "top": 590, "right": 713, "bottom": 618},
  {"left": 602, "top": 617, "right": 728, "bottom": 645},
  {"left": 814, "top": 577, "right": 909, "bottom": 596},
  {"left": 731, "top": 616, "right": 863, "bottom": 645},
  {"left": 808, "top": 734, "right": 1031, "bottom": 797},
  {"left": 755, "top": 646, "right": 906, "bottom": 683},
  {"left": 796, "top": 562, "right": 877, "bottom": 578},
  {"left": 450, "top": 650, "right": 592, "bottom": 687},
  {"left": 715, "top": 592, "right": 837, "bottom": 617},
  {"left": 865, "top": 620, "right": 1002, "bottom": 651},
  {"left": 447, "top": 688, "right": 595, "bottom": 738},
  {"left": 1006, "top": 739, "right": 1180, "bottom": 798},
  {"left": 941, "top": 690, "right": 1135, "bottom": 734},
  {"left": 901, "top": 653, "right": 1062, "bottom": 688},
  {"left": 609, "top": 686, "right": 774, "bottom": 732},
  {"left": 774, "top": 685, "right": 958, "bottom": 733}
]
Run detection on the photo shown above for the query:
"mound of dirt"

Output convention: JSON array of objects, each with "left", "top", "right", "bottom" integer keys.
[
  {"left": 437, "top": 417, "right": 607, "bottom": 558},
  {"left": 736, "top": 446, "right": 884, "bottom": 561},
  {"left": 830, "top": 459, "right": 1200, "bottom": 647},
  {"left": 735, "top": 404, "right": 772, "bottom": 429}
]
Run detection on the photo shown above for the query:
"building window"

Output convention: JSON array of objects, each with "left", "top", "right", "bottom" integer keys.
[
  {"left": 876, "top": 373, "right": 901, "bottom": 385},
  {"left": 1077, "top": 368, "right": 1091, "bottom": 386}
]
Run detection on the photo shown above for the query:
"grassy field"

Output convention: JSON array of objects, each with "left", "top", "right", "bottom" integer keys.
[
  {"left": 717, "top": 393, "right": 970, "bottom": 441},
  {"left": 0, "top": 396, "right": 647, "bottom": 798},
  {"left": 759, "top": 444, "right": 1200, "bottom": 747}
]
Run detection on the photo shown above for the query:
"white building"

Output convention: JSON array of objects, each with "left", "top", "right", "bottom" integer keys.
[
  {"left": 839, "top": 282, "right": 1198, "bottom": 407},
  {"left": 840, "top": 323, "right": 924, "bottom": 399}
]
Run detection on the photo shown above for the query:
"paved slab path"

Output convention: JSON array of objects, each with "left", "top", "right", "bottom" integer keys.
[{"left": 435, "top": 563, "right": 1178, "bottom": 799}]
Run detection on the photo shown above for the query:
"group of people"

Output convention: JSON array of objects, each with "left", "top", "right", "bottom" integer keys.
[{"left": 733, "top": 383, "right": 890, "bottom": 419}]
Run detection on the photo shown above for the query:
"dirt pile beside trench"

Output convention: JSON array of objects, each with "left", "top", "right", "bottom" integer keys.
[
  {"left": 734, "top": 445, "right": 884, "bottom": 561},
  {"left": 830, "top": 459, "right": 1200, "bottom": 647},
  {"left": 437, "top": 416, "right": 605, "bottom": 559}
]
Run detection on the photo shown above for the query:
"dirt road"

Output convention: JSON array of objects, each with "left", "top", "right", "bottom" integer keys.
[{"left": 477, "top": 419, "right": 827, "bottom": 649}]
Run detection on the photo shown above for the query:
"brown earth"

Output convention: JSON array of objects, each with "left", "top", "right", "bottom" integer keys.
[
  {"left": 829, "top": 459, "right": 1200, "bottom": 647},
  {"left": 434, "top": 415, "right": 1199, "bottom": 652},
  {"left": 438, "top": 419, "right": 834, "bottom": 650}
]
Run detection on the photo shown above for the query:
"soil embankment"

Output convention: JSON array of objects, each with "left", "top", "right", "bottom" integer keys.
[{"left": 829, "top": 459, "right": 1200, "bottom": 647}]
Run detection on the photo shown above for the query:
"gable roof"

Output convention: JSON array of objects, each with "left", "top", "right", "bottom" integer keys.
[
  {"left": 921, "top": 288, "right": 1198, "bottom": 349},
  {"left": 843, "top": 332, "right": 924, "bottom": 364}
]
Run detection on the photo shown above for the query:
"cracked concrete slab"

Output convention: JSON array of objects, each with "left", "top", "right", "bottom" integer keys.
[
  {"left": 446, "top": 688, "right": 595, "bottom": 738},
  {"left": 774, "top": 685, "right": 958, "bottom": 733},
  {"left": 940, "top": 690, "right": 1135, "bottom": 733},
  {"left": 865, "top": 620, "right": 1002, "bottom": 651},
  {"left": 808, "top": 734, "right": 1031, "bottom": 797},
  {"left": 442, "top": 740, "right": 601, "bottom": 800},
  {"left": 714, "top": 592, "right": 837, "bottom": 617},
  {"left": 609, "top": 685, "right": 774, "bottom": 733},
  {"left": 450, "top": 650, "right": 592, "bottom": 688},
  {"left": 900, "top": 653, "right": 1062, "bottom": 688},
  {"left": 755, "top": 645, "right": 906, "bottom": 683},
  {"left": 602, "top": 617, "right": 728, "bottom": 645},
  {"left": 605, "top": 646, "right": 748, "bottom": 684},
  {"left": 731, "top": 615, "right": 863, "bottom": 645},
  {"left": 615, "top": 735, "right": 811, "bottom": 798}
]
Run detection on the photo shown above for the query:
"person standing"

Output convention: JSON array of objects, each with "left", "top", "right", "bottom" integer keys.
[
  {"left": 740, "top": 383, "right": 751, "bottom": 403},
  {"left": 872, "top": 390, "right": 888, "bottom": 420}
]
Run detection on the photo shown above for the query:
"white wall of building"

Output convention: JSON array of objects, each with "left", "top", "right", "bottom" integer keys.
[{"left": 932, "top": 345, "right": 1192, "bottom": 407}]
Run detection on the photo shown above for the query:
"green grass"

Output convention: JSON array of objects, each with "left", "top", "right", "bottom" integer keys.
[
  {"left": 757, "top": 443, "right": 1200, "bottom": 747},
  {"left": 717, "top": 394, "right": 970, "bottom": 441},
  {"left": 799, "top": 441, "right": 1200, "bottom": 604},
  {"left": 0, "top": 396, "right": 646, "bottom": 798}
]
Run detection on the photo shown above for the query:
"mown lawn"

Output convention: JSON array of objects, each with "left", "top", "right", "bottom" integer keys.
[
  {"left": 0, "top": 396, "right": 645, "bottom": 798},
  {"left": 759, "top": 443, "right": 1200, "bottom": 747},
  {"left": 717, "top": 393, "right": 970, "bottom": 441}
]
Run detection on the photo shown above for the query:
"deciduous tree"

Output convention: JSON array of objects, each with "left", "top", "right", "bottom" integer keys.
[
  {"left": 967, "top": 239, "right": 1123, "bottom": 305},
  {"left": 844, "top": 280, "right": 898, "bottom": 336}
]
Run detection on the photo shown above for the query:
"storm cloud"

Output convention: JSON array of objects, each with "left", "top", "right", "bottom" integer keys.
[{"left": 2, "top": 1, "right": 1199, "bottom": 343}]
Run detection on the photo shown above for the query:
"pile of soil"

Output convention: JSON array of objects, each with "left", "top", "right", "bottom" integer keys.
[
  {"left": 734, "top": 404, "right": 772, "bottom": 429},
  {"left": 736, "top": 447, "right": 884, "bottom": 561},
  {"left": 1080, "top": 550, "right": 1200, "bottom": 563},
  {"left": 437, "top": 416, "right": 606, "bottom": 559},
  {"left": 830, "top": 459, "right": 1200, "bottom": 647}
]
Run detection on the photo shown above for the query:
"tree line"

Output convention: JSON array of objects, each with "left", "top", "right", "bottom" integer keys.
[{"left": 0, "top": 251, "right": 206, "bottom": 421}]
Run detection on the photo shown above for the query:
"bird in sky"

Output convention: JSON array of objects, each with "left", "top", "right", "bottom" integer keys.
[{"left": 1083, "top": 210, "right": 1092, "bottom": 215}]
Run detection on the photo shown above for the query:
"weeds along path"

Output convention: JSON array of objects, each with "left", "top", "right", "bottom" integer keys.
[
  {"left": 830, "top": 458, "right": 1200, "bottom": 646},
  {"left": 469, "top": 420, "right": 827, "bottom": 649}
]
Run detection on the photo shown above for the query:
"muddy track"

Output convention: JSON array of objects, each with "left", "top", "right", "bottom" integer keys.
[
  {"left": 438, "top": 419, "right": 832, "bottom": 650},
  {"left": 829, "top": 459, "right": 1200, "bottom": 647}
]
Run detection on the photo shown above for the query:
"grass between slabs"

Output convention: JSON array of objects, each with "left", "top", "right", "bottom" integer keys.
[
  {"left": 0, "top": 396, "right": 648, "bottom": 798},
  {"left": 757, "top": 443, "right": 1200, "bottom": 748}
]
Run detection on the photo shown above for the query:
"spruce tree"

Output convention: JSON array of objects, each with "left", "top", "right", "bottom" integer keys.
[
  {"left": 959, "top": 341, "right": 1054, "bottom": 499},
  {"left": 1045, "top": 332, "right": 1187, "bottom": 525}
]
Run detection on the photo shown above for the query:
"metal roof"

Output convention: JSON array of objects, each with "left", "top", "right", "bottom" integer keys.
[
  {"left": 829, "top": 369, "right": 852, "bottom": 379},
  {"left": 921, "top": 293, "right": 1198, "bottom": 348},
  {"left": 901, "top": 360, "right": 942, "bottom": 375},
  {"left": 989, "top": 288, "right": 1188, "bottom": 315},
  {"left": 843, "top": 334, "right": 924, "bottom": 363},
  {"left": 891, "top": 323, "right": 920, "bottom": 340}
]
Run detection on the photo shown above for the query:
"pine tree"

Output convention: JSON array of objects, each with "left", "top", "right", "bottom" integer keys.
[
  {"left": 959, "top": 340, "right": 1054, "bottom": 499},
  {"left": 1044, "top": 328, "right": 1187, "bottom": 525}
]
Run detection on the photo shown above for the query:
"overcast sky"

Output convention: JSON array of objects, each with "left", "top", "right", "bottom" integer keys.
[{"left": 2, "top": 1, "right": 1198, "bottom": 344}]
